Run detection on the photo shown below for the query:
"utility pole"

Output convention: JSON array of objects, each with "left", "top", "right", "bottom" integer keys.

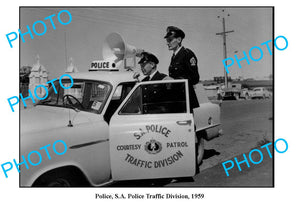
[
  {"left": 64, "top": 31, "right": 68, "bottom": 68},
  {"left": 216, "top": 10, "right": 234, "bottom": 88}
]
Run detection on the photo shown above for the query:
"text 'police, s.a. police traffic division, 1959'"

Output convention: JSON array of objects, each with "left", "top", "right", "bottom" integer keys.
[{"left": 95, "top": 193, "right": 204, "bottom": 199}]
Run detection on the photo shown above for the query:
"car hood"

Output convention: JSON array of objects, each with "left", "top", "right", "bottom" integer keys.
[{"left": 20, "top": 105, "right": 101, "bottom": 135}]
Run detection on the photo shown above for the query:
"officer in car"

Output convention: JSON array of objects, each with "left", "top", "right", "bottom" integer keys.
[
  {"left": 164, "top": 26, "right": 200, "bottom": 111},
  {"left": 138, "top": 51, "right": 171, "bottom": 81},
  {"left": 138, "top": 52, "right": 174, "bottom": 113}
]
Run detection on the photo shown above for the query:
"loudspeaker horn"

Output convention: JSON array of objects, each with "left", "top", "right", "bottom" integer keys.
[{"left": 103, "top": 33, "right": 138, "bottom": 67}]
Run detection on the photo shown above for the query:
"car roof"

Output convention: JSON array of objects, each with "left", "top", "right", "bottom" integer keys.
[{"left": 68, "top": 71, "right": 136, "bottom": 86}]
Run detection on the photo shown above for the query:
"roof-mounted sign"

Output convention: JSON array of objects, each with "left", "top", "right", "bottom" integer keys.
[{"left": 89, "top": 60, "right": 119, "bottom": 71}]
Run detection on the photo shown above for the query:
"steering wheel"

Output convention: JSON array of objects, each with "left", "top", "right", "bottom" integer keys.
[{"left": 63, "top": 94, "right": 84, "bottom": 109}]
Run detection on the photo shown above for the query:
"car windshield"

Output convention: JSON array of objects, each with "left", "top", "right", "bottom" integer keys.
[
  {"left": 253, "top": 88, "right": 261, "bottom": 91},
  {"left": 36, "top": 79, "right": 112, "bottom": 114}
]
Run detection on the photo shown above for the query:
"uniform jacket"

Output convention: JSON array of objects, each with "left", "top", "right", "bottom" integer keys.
[
  {"left": 142, "top": 71, "right": 167, "bottom": 81},
  {"left": 169, "top": 46, "right": 199, "bottom": 85},
  {"left": 169, "top": 46, "right": 200, "bottom": 110},
  {"left": 141, "top": 71, "right": 183, "bottom": 114}
]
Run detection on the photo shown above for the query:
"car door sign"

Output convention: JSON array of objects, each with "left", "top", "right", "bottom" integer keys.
[
  {"left": 124, "top": 150, "right": 184, "bottom": 168},
  {"left": 116, "top": 144, "right": 141, "bottom": 151},
  {"left": 113, "top": 124, "right": 189, "bottom": 169},
  {"left": 133, "top": 124, "right": 171, "bottom": 140},
  {"left": 145, "top": 139, "right": 162, "bottom": 154}
]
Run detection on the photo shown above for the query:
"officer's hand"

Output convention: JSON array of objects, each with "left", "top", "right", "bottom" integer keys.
[{"left": 133, "top": 72, "right": 141, "bottom": 82}]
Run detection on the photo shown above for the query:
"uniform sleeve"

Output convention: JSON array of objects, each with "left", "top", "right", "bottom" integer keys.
[
  {"left": 185, "top": 49, "right": 200, "bottom": 85},
  {"left": 163, "top": 76, "right": 173, "bottom": 80}
]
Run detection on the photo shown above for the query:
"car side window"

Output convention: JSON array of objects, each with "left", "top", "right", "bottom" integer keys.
[
  {"left": 104, "top": 82, "right": 136, "bottom": 122},
  {"left": 83, "top": 82, "right": 110, "bottom": 112},
  {"left": 112, "top": 82, "right": 136, "bottom": 102},
  {"left": 120, "top": 82, "right": 187, "bottom": 115}
]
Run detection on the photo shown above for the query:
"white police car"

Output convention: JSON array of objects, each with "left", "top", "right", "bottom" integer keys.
[{"left": 20, "top": 71, "right": 221, "bottom": 186}]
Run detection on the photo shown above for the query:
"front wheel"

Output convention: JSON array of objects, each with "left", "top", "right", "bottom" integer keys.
[
  {"left": 33, "top": 170, "right": 83, "bottom": 187},
  {"left": 245, "top": 93, "right": 250, "bottom": 100},
  {"left": 234, "top": 93, "right": 240, "bottom": 100},
  {"left": 47, "top": 177, "right": 72, "bottom": 187}
]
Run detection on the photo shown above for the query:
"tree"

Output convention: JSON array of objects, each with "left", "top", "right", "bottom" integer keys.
[{"left": 20, "top": 66, "right": 32, "bottom": 83}]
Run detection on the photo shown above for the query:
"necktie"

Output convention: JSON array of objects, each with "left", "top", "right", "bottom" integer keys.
[
  {"left": 142, "top": 76, "right": 150, "bottom": 81},
  {"left": 171, "top": 54, "right": 175, "bottom": 61}
]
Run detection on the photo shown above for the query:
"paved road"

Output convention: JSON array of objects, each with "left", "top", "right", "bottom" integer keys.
[
  {"left": 167, "top": 144, "right": 273, "bottom": 187},
  {"left": 200, "top": 99, "right": 273, "bottom": 172}
]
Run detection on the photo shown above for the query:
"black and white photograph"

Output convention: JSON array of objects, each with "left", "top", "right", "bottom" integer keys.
[
  {"left": 1, "top": 0, "right": 299, "bottom": 212},
  {"left": 19, "top": 7, "right": 273, "bottom": 187}
]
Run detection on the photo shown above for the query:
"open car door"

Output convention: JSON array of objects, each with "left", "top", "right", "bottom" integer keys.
[{"left": 109, "top": 80, "right": 196, "bottom": 180}]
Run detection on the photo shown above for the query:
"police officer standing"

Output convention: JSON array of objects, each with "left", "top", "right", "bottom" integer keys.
[
  {"left": 164, "top": 26, "right": 200, "bottom": 111},
  {"left": 164, "top": 26, "right": 204, "bottom": 167}
]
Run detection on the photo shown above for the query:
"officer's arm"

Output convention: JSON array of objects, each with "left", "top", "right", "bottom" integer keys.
[
  {"left": 186, "top": 51, "right": 200, "bottom": 85},
  {"left": 163, "top": 76, "right": 173, "bottom": 80}
]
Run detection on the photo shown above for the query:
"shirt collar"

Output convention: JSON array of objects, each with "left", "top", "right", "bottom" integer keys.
[
  {"left": 149, "top": 70, "right": 158, "bottom": 80},
  {"left": 174, "top": 46, "right": 183, "bottom": 56}
]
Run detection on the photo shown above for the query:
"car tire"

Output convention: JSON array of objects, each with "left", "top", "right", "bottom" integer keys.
[
  {"left": 33, "top": 170, "right": 82, "bottom": 187},
  {"left": 47, "top": 177, "right": 72, "bottom": 187},
  {"left": 245, "top": 93, "right": 250, "bottom": 100},
  {"left": 234, "top": 93, "right": 240, "bottom": 100},
  {"left": 196, "top": 136, "right": 205, "bottom": 166}
]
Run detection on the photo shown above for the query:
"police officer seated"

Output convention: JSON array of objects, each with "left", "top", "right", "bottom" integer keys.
[
  {"left": 138, "top": 51, "right": 171, "bottom": 81},
  {"left": 138, "top": 52, "right": 186, "bottom": 114}
]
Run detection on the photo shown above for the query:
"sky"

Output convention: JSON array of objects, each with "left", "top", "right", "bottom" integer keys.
[{"left": 20, "top": 7, "right": 273, "bottom": 80}]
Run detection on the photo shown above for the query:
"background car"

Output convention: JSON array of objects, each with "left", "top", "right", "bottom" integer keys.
[{"left": 250, "top": 87, "right": 271, "bottom": 99}]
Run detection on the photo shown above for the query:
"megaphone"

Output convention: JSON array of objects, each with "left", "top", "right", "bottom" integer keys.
[{"left": 103, "top": 33, "right": 138, "bottom": 68}]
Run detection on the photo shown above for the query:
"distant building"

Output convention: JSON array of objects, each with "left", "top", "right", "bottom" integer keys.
[
  {"left": 213, "top": 76, "right": 232, "bottom": 83},
  {"left": 29, "top": 55, "right": 49, "bottom": 99},
  {"left": 65, "top": 57, "right": 79, "bottom": 73}
]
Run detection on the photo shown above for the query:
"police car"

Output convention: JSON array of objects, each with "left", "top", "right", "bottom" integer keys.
[
  {"left": 20, "top": 69, "right": 221, "bottom": 187},
  {"left": 20, "top": 33, "right": 222, "bottom": 186}
]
